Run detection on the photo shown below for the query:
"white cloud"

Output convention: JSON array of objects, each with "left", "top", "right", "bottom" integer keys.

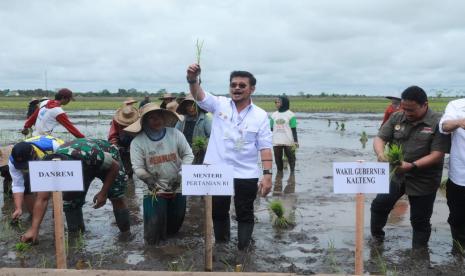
[{"left": 1, "top": 0, "right": 465, "bottom": 96}]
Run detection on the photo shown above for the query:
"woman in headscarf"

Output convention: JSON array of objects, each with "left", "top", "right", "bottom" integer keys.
[
  {"left": 270, "top": 96, "right": 298, "bottom": 173},
  {"left": 126, "top": 103, "right": 193, "bottom": 245}
]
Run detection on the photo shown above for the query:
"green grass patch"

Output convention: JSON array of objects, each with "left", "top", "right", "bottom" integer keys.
[{"left": 0, "top": 96, "right": 452, "bottom": 113}]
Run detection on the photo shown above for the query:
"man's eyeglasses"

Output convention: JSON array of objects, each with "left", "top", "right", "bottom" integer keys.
[{"left": 230, "top": 83, "right": 247, "bottom": 89}]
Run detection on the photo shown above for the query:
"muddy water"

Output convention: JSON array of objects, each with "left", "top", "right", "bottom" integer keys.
[{"left": 0, "top": 110, "right": 464, "bottom": 275}]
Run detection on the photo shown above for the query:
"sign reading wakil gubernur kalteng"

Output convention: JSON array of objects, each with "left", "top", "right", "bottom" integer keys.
[
  {"left": 333, "top": 162, "right": 389, "bottom": 194},
  {"left": 182, "top": 164, "right": 234, "bottom": 196},
  {"left": 29, "top": 160, "right": 84, "bottom": 192}
]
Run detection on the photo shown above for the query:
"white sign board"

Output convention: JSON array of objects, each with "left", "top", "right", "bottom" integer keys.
[
  {"left": 29, "top": 160, "right": 84, "bottom": 192},
  {"left": 182, "top": 164, "right": 234, "bottom": 196},
  {"left": 333, "top": 162, "right": 389, "bottom": 194}
]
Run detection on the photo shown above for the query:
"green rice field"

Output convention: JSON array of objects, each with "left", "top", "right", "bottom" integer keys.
[{"left": 0, "top": 96, "right": 452, "bottom": 113}]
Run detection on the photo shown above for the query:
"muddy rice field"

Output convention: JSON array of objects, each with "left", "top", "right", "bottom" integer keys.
[{"left": 0, "top": 110, "right": 464, "bottom": 275}]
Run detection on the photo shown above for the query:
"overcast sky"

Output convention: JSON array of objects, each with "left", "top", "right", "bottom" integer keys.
[{"left": 1, "top": 0, "right": 464, "bottom": 96}]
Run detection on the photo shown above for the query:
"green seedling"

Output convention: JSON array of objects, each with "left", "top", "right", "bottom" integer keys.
[
  {"left": 359, "top": 131, "right": 368, "bottom": 143},
  {"left": 192, "top": 136, "right": 208, "bottom": 153},
  {"left": 269, "top": 200, "right": 295, "bottom": 229},
  {"left": 326, "top": 239, "right": 342, "bottom": 273},
  {"left": 195, "top": 39, "right": 204, "bottom": 65},
  {"left": 385, "top": 143, "right": 404, "bottom": 177},
  {"left": 15, "top": 241, "right": 31, "bottom": 252}
]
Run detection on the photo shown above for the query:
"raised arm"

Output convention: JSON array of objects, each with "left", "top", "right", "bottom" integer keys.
[{"left": 186, "top": 63, "right": 206, "bottom": 102}]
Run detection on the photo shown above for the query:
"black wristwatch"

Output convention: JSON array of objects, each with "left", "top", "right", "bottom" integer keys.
[
  {"left": 186, "top": 76, "right": 197, "bottom": 84},
  {"left": 411, "top": 162, "right": 418, "bottom": 171},
  {"left": 263, "top": 169, "right": 272, "bottom": 175}
]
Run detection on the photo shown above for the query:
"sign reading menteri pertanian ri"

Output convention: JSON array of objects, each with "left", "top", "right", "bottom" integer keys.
[
  {"left": 29, "top": 160, "right": 84, "bottom": 192},
  {"left": 182, "top": 164, "right": 234, "bottom": 196},
  {"left": 333, "top": 162, "right": 389, "bottom": 194}
]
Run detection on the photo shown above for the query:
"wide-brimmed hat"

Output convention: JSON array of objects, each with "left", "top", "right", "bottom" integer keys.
[
  {"left": 39, "top": 96, "right": 49, "bottom": 102},
  {"left": 114, "top": 106, "right": 139, "bottom": 127},
  {"left": 123, "top": 97, "right": 137, "bottom": 105},
  {"left": 386, "top": 92, "right": 401, "bottom": 101},
  {"left": 29, "top": 98, "right": 39, "bottom": 105},
  {"left": 176, "top": 94, "right": 207, "bottom": 115},
  {"left": 176, "top": 94, "right": 196, "bottom": 115},
  {"left": 158, "top": 93, "right": 176, "bottom": 100},
  {"left": 0, "top": 145, "right": 13, "bottom": 167},
  {"left": 124, "top": 103, "right": 180, "bottom": 133}
]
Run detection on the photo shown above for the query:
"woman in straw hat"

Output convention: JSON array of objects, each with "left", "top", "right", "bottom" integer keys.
[
  {"left": 159, "top": 93, "right": 177, "bottom": 109},
  {"left": 108, "top": 105, "right": 140, "bottom": 178},
  {"left": 0, "top": 145, "right": 13, "bottom": 198},
  {"left": 125, "top": 103, "right": 193, "bottom": 245},
  {"left": 175, "top": 95, "right": 211, "bottom": 164}
]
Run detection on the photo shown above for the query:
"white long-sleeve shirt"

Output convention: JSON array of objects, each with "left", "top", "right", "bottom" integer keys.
[
  {"left": 197, "top": 91, "right": 272, "bottom": 178},
  {"left": 130, "top": 127, "right": 194, "bottom": 193},
  {"left": 439, "top": 98, "right": 465, "bottom": 186}
]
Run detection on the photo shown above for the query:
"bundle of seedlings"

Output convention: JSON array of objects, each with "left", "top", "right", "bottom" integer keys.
[
  {"left": 269, "top": 200, "right": 295, "bottom": 229},
  {"left": 385, "top": 143, "right": 403, "bottom": 176},
  {"left": 192, "top": 136, "right": 208, "bottom": 164},
  {"left": 195, "top": 39, "right": 204, "bottom": 85}
]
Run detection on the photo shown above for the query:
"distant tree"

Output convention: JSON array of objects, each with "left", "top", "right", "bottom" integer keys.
[{"left": 100, "top": 89, "right": 111, "bottom": 96}]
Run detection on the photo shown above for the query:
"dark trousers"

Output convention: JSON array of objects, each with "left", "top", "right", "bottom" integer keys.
[
  {"left": 143, "top": 194, "right": 186, "bottom": 245},
  {"left": 212, "top": 178, "right": 258, "bottom": 223},
  {"left": 447, "top": 179, "right": 465, "bottom": 227},
  {"left": 370, "top": 180, "right": 436, "bottom": 245},
  {"left": 273, "top": 146, "right": 295, "bottom": 171}
]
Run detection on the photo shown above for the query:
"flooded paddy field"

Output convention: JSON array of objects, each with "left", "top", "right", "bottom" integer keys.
[{"left": 0, "top": 110, "right": 463, "bottom": 275}]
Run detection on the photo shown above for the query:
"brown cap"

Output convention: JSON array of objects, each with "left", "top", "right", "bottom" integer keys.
[{"left": 57, "top": 88, "right": 75, "bottom": 101}]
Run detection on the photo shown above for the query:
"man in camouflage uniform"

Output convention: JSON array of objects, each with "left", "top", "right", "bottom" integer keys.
[{"left": 45, "top": 138, "right": 130, "bottom": 234}]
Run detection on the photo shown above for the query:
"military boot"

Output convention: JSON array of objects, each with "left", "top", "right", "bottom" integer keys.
[
  {"left": 64, "top": 208, "right": 85, "bottom": 233},
  {"left": 113, "top": 208, "right": 130, "bottom": 232}
]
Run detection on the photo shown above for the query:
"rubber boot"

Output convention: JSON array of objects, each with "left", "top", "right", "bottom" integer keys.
[
  {"left": 451, "top": 225, "right": 465, "bottom": 256},
  {"left": 65, "top": 209, "right": 85, "bottom": 233},
  {"left": 237, "top": 222, "right": 254, "bottom": 250},
  {"left": 113, "top": 208, "right": 130, "bottom": 232},
  {"left": 370, "top": 211, "right": 387, "bottom": 243},
  {"left": 412, "top": 230, "right": 430, "bottom": 249},
  {"left": 213, "top": 219, "right": 230, "bottom": 243}
]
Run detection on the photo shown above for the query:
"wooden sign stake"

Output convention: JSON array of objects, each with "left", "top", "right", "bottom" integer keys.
[
  {"left": 355, "top": 192, "right": 364, "bottom": 275},
  {"left": 204, "top": 195, "right": 213, "bottom": 272},
  {"left": 52, "top": 191, "right": 67, "bottom": 269}
]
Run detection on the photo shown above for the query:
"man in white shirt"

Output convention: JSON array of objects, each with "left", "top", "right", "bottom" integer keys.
[
  {"left": 439, "top": 98, "right": 465, "bottom": 255},
  {"left": 186, "top": 64, "right": 273, "bottom": 250}
]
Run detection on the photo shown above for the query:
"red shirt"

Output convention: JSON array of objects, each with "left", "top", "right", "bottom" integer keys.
[{"left": 381, "top": 104, "right": 401, "bottom": 126}]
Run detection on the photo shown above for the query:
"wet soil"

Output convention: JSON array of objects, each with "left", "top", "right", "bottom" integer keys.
[{"left": 0, "top": 111, "right": 464, "bottom": 275}]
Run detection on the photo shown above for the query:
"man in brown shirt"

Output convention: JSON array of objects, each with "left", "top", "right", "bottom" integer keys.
[{"left": 371, "top": 86, "right": 450, "bottom": 250}]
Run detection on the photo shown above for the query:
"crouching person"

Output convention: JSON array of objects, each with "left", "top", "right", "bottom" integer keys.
[
  {"left": 42, "top": 138, "right": 130, "bottom": 236},
  {"left": 125, "top": 103, "right": 193, "bottom": 245}
]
